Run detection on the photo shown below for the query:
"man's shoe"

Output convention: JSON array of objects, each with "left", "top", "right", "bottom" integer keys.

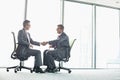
[
  {"left": 44, "top": 68, "right": 50, "bottom": 72},
  {"left": 33, "top": 67, "right": 36, "bottom": 72},
  {"left": 46, "top": 68, "right": 58, "bottom": 73},
  {"left": 36, "top": 68, "right": 45, "bottom": 73},
  {"left": 33, "top": 67, "right": 45, "bottom": 73},
  {"left": 52, "top": 68, "right": 58, "bottom": 73}
]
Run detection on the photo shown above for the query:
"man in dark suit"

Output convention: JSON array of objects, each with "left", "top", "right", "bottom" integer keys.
[
  {"left": 17, "top": 20, "right": 44, "bottom": 73},
  {"left": 42, "top": 24, "right": 70, "bottom": 73}
]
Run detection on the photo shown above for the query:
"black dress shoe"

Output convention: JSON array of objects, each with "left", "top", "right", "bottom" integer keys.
[
  {"left": 52, "top": 68, "right": 58, "bottom": 73},
  {"left": 46, "top": 67, "right": 58, "bottom": 73},
  {"left": 36, "top": 68, "right": 45, "bottom": 73},
  {"left": 33, "top": 67, "right": 45, "bottom": 73},
  {"left": 44, "top": 68, "right": 50, "bottom": 72},
  {"left": 33, "top": 67, "right": 36, "bottom": 72}
]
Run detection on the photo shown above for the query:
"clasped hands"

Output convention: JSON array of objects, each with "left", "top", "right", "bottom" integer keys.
[
  {"left": 29, "top": 42, "right": 52, "bottom": 48},
  {"left": 41, "top": 42, "right": 53, "bottom": 48},
  {"left": 29, "top": 42, "right": 49, "bottom": 48},
  {"left": 41, "top": 42, "right": 48, "bottom": 46}
]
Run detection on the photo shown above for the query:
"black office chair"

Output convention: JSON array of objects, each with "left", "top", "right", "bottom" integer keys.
[
  {"left": 6, "top": 32, "right": 33, "bottom": 73},
  {"left": 56, "top": 39, "right": 76, "bottom": 73}
]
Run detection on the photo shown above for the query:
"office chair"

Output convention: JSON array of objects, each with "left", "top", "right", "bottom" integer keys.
[
  {"left": 56, "top": 39, "right": 76, "bottom": 73},
  {"left": 6, "top": 32, "right": 33, "bottom": 73}
]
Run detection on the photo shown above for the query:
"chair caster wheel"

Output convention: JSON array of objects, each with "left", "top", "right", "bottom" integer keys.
[
  {"left": 30, "top": 70, "right": 33, "bottom": 73},
  {"left": 19, "top": 68, "right": 21, "bottom": 71},
  {"left": 7, "top": 69, "right": 9, "bottom": 72},
  {"left": 17, "top": 68, "right": 20, "bottom": 71},
  {"left": 14, "top": 69, "right": 17, "bottom": 73},
  {"left": 68, "top": 70, "right": 71, "bottom": 73}
]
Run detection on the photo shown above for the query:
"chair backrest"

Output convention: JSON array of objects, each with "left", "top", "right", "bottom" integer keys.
[
  {"left": 61, "top": 39, "right": 76, "bottom": 62},
  {"left": 11, "top": 32, "right": 17, "bottom": 59},
  {"left": 69, "top": 39, "right": 76, "bottom": 51}
]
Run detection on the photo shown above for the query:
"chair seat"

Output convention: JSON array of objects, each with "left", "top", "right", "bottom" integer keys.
[{"left": 56, "top": 58, "right": 69, "bottom": 62}]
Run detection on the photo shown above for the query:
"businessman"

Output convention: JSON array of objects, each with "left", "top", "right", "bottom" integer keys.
[
  {"left": 42, "top": 24, "right": 70, "bottom": 73},
  {"left": 16, "top": 20, "right": 44, "bottom": 73}
]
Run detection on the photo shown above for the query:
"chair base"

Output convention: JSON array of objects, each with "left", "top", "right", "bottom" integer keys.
[
  {"left": 6, "top": 61, "right": 33, "bottom": 73},
  {"left": 7, "top": 65, "right": 33, "bottom": 73},
  {"left": 57, "top": 66, "right": 72, "bottom": 73}
]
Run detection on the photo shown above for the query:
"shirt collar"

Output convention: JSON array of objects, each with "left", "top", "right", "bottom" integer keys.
[{"left": 58, "top": 32, "right": 63, "bottom": 37}]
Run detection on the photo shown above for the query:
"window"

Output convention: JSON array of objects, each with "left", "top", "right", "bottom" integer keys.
[
  {"left": 0, "top": 0, "right": 119, "bottom": 69},
  {"left": 26, "top": 0, "right": 60, "bottom": 67},
  {"left": 96, "top": 6, "right": 119, "bottom": 68},
  {"left": 0, "top": 0, "right": 25, "bottom": 67},
  {"left": 63, "top": 1, "right": 93, "bottom": 68}
]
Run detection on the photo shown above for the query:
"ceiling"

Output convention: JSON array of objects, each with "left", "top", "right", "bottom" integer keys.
[{"left": 73, "top": 0, "right": 120, "bottom": 8}]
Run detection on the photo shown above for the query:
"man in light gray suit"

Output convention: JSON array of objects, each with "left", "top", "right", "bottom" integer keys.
[
  {"left": 42, "top": 24, "right": 70, "bottom": 73},
  {"left": 16, "top": 20, "right": 44, "bottom": 73}
]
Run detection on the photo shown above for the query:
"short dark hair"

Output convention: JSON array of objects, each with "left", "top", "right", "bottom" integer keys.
[
  {"left": 57, "top": 24, "right": 64, "bottom": 30},
  {"left": 23, "top": 20, "right": 30, "bottom": 27}
]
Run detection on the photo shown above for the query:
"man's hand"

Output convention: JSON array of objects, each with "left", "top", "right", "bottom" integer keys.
[
  {"left": 49, "top": 45, "right": 53, "bottom": 48},
  {"left": 41, "top": 42, "right": 48, "bottom": 46}
]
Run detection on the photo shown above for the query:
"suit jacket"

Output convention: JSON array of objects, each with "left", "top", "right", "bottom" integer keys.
[
  {"left": 16, "top": 29, "right": 40, "bottom": 60},
  {"left": 49, "top": 32, "right": 70, "bottom": 59}
]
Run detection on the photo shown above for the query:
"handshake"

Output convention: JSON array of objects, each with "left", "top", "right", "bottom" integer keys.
[
  {"left": 40, "top": 42, "right": 48, "bottom": 46},
  {"left": 40, "top": 42, "right": 53, "bottom": 48},
  {"left": 29, "top": 42, "right": 49, "bottom": 48}
]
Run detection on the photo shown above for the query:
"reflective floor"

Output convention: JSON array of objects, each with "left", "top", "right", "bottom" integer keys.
[{"left": 0, "top": 69, "right": 120, "bottom": 80}]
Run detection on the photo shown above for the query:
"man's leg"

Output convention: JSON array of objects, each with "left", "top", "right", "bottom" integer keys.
[
  {"left": 44, "top": 51, "right": 56, "bottom": 68},
  {"left": 43, "top": 50, "right": 49, "bottom": 66},
  {"left": 27, "top": 49, "right": 44, "bottom": 73},
  {"left": 43, "top": 50, "right": 58, "bottom": 72}
]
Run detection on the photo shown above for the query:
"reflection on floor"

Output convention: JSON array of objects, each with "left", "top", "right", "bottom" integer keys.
[{"left": 0, "top": 69, "right": 120, "bottom": 80}]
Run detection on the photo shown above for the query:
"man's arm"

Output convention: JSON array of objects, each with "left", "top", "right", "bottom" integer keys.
[
  {"left": 48, "top": 39, "right": 58, "bottom": 47},
  {"left": 18, "top": 30, "right": 29, "bottom": 47},
  {"left": 29, "top": 34, "right": 40, "bottom": 46},
  {"left": 60, "top": 36, "right": 69, "bottom": 47},
  {"left": 49, "top": 35, "right": 69, "bottom": 47}
]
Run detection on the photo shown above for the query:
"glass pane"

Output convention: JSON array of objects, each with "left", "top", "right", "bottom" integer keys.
[
  {"left": 96, "top": 6, "right": 119, "bottom": 68},
  {"left": 0, "top": 0, "right": 25, "bottom": 67},
  {"left": 26, "top": 0, "right": 60, "bottom": 67},
  {"left": 64, "top": 1, "right": 92, "bottom": 68}
]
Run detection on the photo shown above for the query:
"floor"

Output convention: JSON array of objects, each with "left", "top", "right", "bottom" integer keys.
[{"left": 0, "top": 69, "right": 120, "bottom": 80}]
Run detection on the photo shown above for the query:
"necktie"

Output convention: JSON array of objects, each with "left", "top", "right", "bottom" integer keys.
[
  {"left": 57, "top": 35, "right": 60, "bottom": 40},
  {"left": 26, "top": 32, "right": 30, "bottom": 43}
]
